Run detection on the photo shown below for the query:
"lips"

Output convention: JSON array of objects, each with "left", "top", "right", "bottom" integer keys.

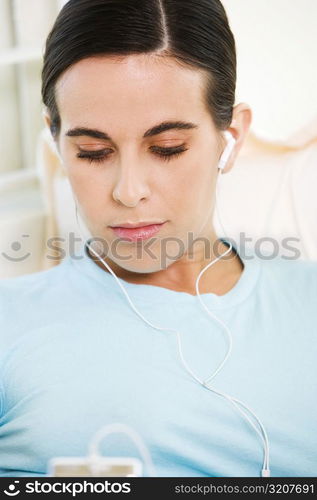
[
  {"left": 111, "top": 221, "right": 165, "bottom": 228},
  {"left": 110, "top": 222, "right": 166, "bottom": 242}
]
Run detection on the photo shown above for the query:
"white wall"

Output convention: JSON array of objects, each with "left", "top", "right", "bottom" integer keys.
[
  {"left": 0, "top": 0, "right": 21, "bottom": 173},
  {"left": 0, "top": 0, "right": 59, "bottom": 277},
  {"left": 222, "top": 0, "right": 317, "bottom": 141}
]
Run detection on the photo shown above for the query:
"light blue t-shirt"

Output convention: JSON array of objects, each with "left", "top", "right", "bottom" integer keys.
[{"left": 0, "top": 240, "right": 316, "bottom": 477}]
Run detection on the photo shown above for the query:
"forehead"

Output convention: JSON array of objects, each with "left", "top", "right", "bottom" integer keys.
[{"left": 55, "top": 54, "right": 208, "bottom": 132}]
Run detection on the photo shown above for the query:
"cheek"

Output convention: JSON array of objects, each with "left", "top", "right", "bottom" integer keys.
[
  {"left": 61, "top": 143, "right": 107, "bottom": 195},
  {"left": 66, "top": 167, "right": 111, "bottom": 220},
  {"left": 175, "top": 161, "right": 215, "bottom": 206}
]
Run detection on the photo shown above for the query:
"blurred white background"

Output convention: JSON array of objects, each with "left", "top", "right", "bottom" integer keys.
[
  {"left": 0, "top": 0, "right": 316, "bottom": 278},
  {"left": 0, "top": 0, "right": 66, "bottom": 277},
  {"left": 223, "top": 0, "right": 317, "bottom": 141}
]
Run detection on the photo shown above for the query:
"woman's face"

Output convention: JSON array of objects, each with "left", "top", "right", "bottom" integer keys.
[{"left": 55, "top": 54, "right": 225, "bottom": 273}]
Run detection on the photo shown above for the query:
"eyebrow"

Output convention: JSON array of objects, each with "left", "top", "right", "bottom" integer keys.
[{"left": 65, "top": 120, "right": 198, "bottom": 140}]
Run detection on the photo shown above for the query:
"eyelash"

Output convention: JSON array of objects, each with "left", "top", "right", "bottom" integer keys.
[{"left": 76, "top": 146, "right": 188, "bottom": 164}]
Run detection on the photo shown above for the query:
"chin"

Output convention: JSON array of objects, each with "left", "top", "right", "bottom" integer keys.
[
  {"left": 119, "top": 261, "right": 165, "bottom": 275},
  {"left": 122, "top": 256, "right": 177, "bottom": 274}
]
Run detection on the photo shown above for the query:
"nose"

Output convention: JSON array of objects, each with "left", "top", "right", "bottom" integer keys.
[{"left": 112, "top": 160, "right": 151, "bottom": 207}]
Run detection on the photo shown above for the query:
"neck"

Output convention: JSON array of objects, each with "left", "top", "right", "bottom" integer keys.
[{"left": 86, "top": 237, "right": 244, "bottom": 297}]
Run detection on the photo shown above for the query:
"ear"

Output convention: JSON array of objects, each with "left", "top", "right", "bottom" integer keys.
[
  {"left": 42, "top": 107, "right": 52, "bottom": 130},
  {"left": 220, "top": 103, "right": 252, "bottom": 174},
  {"left": 41, "top": 107, "right": 63, "bottom": 165}
]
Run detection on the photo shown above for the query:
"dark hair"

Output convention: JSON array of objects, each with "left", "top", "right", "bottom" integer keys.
[{"left": 42, "top": 0, "right": 236, "bottom": 138}]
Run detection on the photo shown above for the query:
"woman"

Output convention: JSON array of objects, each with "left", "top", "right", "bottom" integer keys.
[{"left": 0, "top": 0, "right": 316, "bottom": 478}]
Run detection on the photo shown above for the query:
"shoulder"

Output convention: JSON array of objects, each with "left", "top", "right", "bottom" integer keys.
[
  {"left": 259, "top": 256, "right": 317, "bottom": 285},
  {"left": 0, "top": 258, "right": 70, "bottom": 305},
  {"left": 0, "top": 258, "right": 73, "bottom": 355},
  {"left": 0, "top": 256, "right": 71, "bottom": 287},
  {"left": 255, "top": 255, "right": 317, "bottom": 308}
]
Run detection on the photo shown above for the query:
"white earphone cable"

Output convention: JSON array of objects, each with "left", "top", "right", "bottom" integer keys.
[
  {"left": 88, "top": 423, "right": 156, "bottom": 477},
  {"left": 73, "top": 131, "right": 270, "bottom": 477}
]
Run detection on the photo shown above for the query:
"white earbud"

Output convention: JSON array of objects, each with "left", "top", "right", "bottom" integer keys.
[{"left": 218, "top": 131, "right": 236, "bottom": 171}]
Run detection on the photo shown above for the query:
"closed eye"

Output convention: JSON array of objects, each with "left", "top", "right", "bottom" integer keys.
[
  {"left": 150, "top": 145, "right": 188, "bottom": 162},
  {"left": 77, "top": 149, "right": 112, "bottom": 164},
  {"left": 76, "top": 145, "right": 188, "bottom": 164}
]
